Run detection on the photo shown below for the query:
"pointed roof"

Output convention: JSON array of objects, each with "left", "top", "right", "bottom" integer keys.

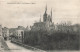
[
  {"left": 45, "top": 4, "right": 47, "bottom": 13},
  {"left": 51, "top": 8, "right": 52, "bottom": 17}
]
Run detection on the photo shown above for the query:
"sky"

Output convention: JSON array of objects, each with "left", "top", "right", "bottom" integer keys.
[{"left": 0, "top": 0, "right": 80, "bottom": 28}]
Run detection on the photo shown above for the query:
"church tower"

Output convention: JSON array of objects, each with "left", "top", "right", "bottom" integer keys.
[{"left": 43, "top": 5, "right": 47, "bottom": 22}]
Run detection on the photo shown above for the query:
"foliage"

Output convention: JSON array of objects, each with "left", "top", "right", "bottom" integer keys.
[{"left": 24, "top": 30, "right": 79, "bottom": 50}]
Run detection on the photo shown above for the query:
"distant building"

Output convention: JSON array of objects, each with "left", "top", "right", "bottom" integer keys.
[
  {"left": 9, "top": 26, "right": 25, "bottom": 36},
  {"left": 17, "top": 26, "right": 25, "bottom": 30},
  {"left": 0, "top": 25, "right": 2, "bottom": 36},
  {"left": 31, "top": 22, "right": 46, "bottom": 31},
  {"left": 16, "top": 26, "right": 25, "bottom": 43},
  {"left": 9, "top": 28, "right": 17, "bottom": 36},
  {"left": 43, "top": 5, "right": 52, "bottom": 24},
  {"left": 10, "top": 26, "right": 25, "bottom": 43},
  {"left": 25, "top": 26, "right": 30, "bottom": 31},
  {"left": 16, "top": 29, "right": 24, "bottom": 43},
  {"left": 31, "top": 5, "right": 55, "bottom": 31},
  {"left": 2, "top": 27, "right": 9, "bottom": 39}
]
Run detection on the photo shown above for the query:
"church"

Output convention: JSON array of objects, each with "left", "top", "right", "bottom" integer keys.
[
  {"left": 31, "top": 5, "right": 55, "bottom": 31},
  {"left": 43, "top": 5, "right": 52, "bottom": 25}
]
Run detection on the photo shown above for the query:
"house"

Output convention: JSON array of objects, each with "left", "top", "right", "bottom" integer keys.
[{"left": 2, "top": 27, "right": 9, "bottom": 40}]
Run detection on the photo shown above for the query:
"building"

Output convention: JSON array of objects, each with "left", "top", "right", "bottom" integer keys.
[
  {"left": 2, "top": 27, "right": 9, "bottom": 40},
  {"left": 0, "top": 25, "right": 2, "bottom": 36},
  {"left": 16, "top": 29, "right": 24, "bottom": 43},
  {"left": 9, "top": 28, "right": 17, "bottom": 37},
  {"left": 16, "top": 26, "right": 24, "bottom": 43},
  {"left": 31, "top": 5, "right": 55, "bottom": 31},
  {"left": 43, "top": 5, "right": 53, "bottom": 27},
  {"left": 17, "top": 26, "right": 25, "bottom": 30},
  {"left": 31, "top": 22, "right": 46, "bottom": 31},
  {"left": 10, "top": 26, "right": 25, "bottom": 43},
  {"left": 25, "top": 26, "right": 31, "bottom": 31},
  {"left": 9, "top": 26, "right": 25, "bottom": 36}
]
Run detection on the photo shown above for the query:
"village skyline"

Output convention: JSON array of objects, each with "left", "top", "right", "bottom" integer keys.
[{"left": 0, "top": 0, "right": 80, "bottom": 28}]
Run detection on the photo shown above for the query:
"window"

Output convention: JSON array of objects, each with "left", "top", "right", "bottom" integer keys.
[{"left": 21, "top": 31, "right": 23, "bottom": 35}]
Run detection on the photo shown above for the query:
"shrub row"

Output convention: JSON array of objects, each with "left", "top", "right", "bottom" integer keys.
[{"left": 24, "top": 30, "right": 79, "bottom": 50}]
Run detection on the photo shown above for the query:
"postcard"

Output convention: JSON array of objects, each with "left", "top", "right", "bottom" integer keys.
[{"left": 0, "top": 0, "right": 80, "bottom": 52}]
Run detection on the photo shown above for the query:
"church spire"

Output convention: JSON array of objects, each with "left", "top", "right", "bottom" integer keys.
[
  {"left": 50, "top": 8, "right": 52, "bottom": 22},
  {"left": 43, "top": 4, "right": 48, "bottom": 22},
  {"left": 45, "top": 4, "right": 47, "bottom": 13},
  {"left": 40, "top": 15, "right": 41, "bottom": 22},
  {"left": 51, "top": 8, "right": 52, "bottom": 18}
]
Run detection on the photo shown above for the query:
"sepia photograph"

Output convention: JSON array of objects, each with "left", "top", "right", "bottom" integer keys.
[{"left": 0, "top": 0, "right": 80, "bottom": 52}]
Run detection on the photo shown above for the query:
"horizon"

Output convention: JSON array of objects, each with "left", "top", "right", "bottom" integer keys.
[{"left": 1, "top": 21, "right": 80, "bottom": 28}]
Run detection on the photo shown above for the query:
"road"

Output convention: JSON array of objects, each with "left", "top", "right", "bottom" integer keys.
[
  {"left": 6, "top": 41, "right": 35, "bottom": 52},
  {"left": 0, "top": 36, "right": 10, "bottom": 52}
]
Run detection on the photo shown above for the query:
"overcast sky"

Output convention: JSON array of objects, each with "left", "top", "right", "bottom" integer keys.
[{"left": 0, "top": 0, "right": 80, "bottom": 28}]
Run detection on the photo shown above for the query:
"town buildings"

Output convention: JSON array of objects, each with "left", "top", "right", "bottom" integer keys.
[
  {"left": 9, "top": 26, "right": 25, "bottom": 36},
  {"left": 2, "top": 27, "right": 9, "bottom": 40},
  {"left": 10, "top": 26, "right": 27, "bottom": 43},
  {"left": 16, "top": 26, "right": 25, "bottom": 43}
]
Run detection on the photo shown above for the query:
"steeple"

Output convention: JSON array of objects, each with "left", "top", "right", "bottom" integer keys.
[
  {"left": 40, "top": 15, "right": 41, "bottom": 22},
  {"left": 43, "top": 5, "right": 48, "bottom": 22},
  {"left": 40, "top": 18, "right": 41, "bottom": 22},
  {"left": 51, "top": 8, "right": 52, "bottom": 18},
  {"left": 50, "top": 8, "right": 52, "bottom": 22},
  {"left": 45, "top": 4, "right": 47, "bottom": 13}
]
